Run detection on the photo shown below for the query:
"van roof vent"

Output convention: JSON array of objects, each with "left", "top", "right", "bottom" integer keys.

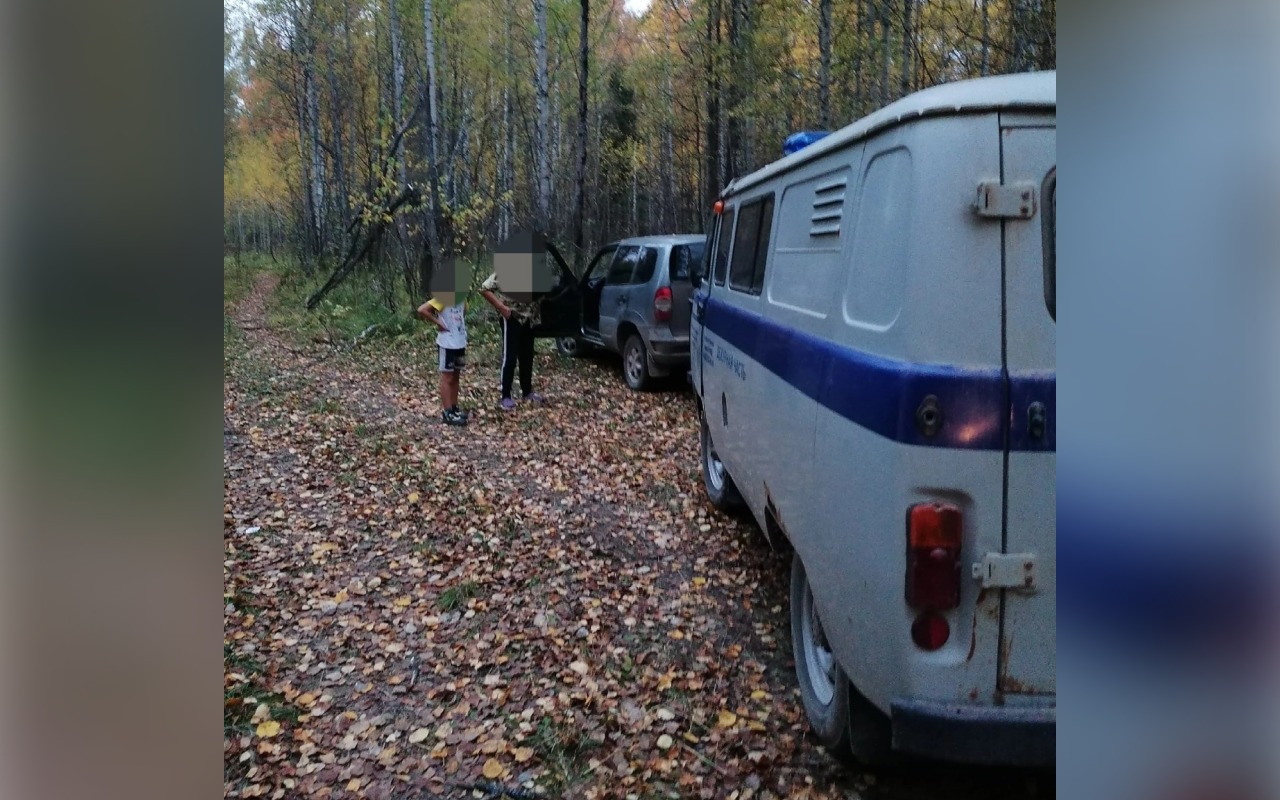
[{"left": 810, "top": 176, "right": 847, "bottom": 237}]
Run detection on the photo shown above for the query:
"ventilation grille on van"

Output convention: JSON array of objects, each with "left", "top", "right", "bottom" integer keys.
[{"left": 810, "top": 176, "right": 847, "bottom": 237}]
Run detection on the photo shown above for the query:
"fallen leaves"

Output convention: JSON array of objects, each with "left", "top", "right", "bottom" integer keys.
[
  {"left": 255, "top": 720, "right": 281, "bottom": 738},
  {"left": 223, "top": 275, "right": 1002, "bottom": 800}
]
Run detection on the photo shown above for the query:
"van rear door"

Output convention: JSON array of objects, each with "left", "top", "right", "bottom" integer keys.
[{"left": 997, "top": 115, "right": 1056, "bottom": 697}]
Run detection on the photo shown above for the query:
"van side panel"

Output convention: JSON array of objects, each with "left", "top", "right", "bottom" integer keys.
[
  {"left": 752, "top": 156, "right": 865, "bottom": 541},
  {"left": 806, "top": 114, "right": 1007, "bottom": 710}
]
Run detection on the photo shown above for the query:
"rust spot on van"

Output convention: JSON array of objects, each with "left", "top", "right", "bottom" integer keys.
[
  {"left": 968, "top": 687, "right": 980, "bottom": 702},
  {"left": 965, "top": 610, "right": 978, "bottom": 662}
]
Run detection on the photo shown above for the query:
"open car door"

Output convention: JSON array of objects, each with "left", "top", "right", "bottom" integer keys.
[{"left": 530, "top": 242, "right": 584, "bottom": 338}]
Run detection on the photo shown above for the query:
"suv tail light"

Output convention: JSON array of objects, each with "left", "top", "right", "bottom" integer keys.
[
  {"left": 905, "top": 503, "right": 962, "bottom": 611},
  {"left": 654, "top": 286, "right": 673, "bottom": 322}
]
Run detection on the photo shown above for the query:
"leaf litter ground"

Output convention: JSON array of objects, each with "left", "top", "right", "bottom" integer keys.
[{"left": 225, "top": 274, "right": 1050, "bottom": 800}]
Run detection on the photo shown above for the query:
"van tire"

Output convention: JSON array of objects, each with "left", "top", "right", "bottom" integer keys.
[
  {"left": 700, "top": 414, "right": 742, "bottom": 510},
  {"left": 790, "top": 555, "right": 854, "bottom": 764}
]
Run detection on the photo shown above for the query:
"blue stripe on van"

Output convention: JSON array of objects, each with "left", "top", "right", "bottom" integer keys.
[{"left": 702, "top": 296, "right": 1055, "bottom": 452}]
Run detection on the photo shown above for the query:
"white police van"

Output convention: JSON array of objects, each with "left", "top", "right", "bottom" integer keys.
[{"left": 690, "top": 71, "right": 1055, "bottom": 766}]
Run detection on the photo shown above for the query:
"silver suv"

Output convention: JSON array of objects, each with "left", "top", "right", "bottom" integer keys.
[{"left": 537, "top": 235, "right": 705, "bottom": 390}]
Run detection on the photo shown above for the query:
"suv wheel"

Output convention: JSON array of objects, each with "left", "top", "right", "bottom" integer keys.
[
  {"left": 556, "top": 336, "right": 585, "bottom": 357},
  {"left": 622, "top": 334, "right": 651, "bottom": 391}
]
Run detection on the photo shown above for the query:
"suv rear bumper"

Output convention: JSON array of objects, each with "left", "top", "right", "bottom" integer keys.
[
  {"left": 890, "top": 698, "right": 1055, "bottom": 767},
  {"left": 646, "top": 335, "right": 689, "bottom": 367}
]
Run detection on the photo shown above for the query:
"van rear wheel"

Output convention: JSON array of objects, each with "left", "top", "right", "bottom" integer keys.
[
  {"left": 790, "top": 555, "right": 896, "bottom": 767},
  {"left": 700, "top": 414, "right": 742, "bottom": 511},
  {"left": 791, "top": 556, "right": 854, "bottom": 763}
]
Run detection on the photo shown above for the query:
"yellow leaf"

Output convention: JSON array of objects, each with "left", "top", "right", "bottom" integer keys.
[
  {"left": 346, "top": 778, "right": 361, "bottom": 791},
  {"left": 395, "top": 596, "right": 412, "bottom": 607},
  {"left": 717, "top": 710, "right": 738, "bottom": 729},
  {"left": 255, "top": 720, "right": 281, "bottom": 738},
  {"left": 669, "top": 630, "right": 684, "bottom": 640},
  {"left": 692, "top": 577, "right": 706, "bottom": 586},
  {"left": 513, "top": 747, "right": 535, "bottom": 763},
  {"left": 333, "top": 589, "right": 348, "bottom": 603},
  {"left": 408, "top": 492, "right": 420, "bottom": 503},
  {"left": 683, "top": 732, "right": 700, "bottom": 744},
  {"left": 409, "top": 728, "right": 431, "bottom": 744},
  {"left": 482, "top": 759, "right": 504, "bottom": 779},
  {"left": 750, "top": 690, "right": 766, "bottom": 700}
]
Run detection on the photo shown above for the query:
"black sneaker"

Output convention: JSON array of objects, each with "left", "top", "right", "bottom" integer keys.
[
  {"left": 451, "top": 406, "right": 470, "bottom": 420},
  {"left": 442, "top": 409, "right": 467, "bottom": 426}
]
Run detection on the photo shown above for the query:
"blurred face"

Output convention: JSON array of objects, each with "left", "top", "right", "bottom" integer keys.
[
  {"left": 429, "top": 257, "right": 475, "bottom": 308},
  {"left": 493, "top": 230, "right": 555, "bottom": 303}
]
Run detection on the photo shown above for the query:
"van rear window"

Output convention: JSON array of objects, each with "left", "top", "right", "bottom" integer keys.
[{"left": 1043, "top": 168, "right": 1056, "bottom": 320}]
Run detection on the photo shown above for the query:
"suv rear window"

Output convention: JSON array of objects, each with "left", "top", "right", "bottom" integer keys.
[{"left": 670, "top": 242, "right": 705, "bottom": 282}]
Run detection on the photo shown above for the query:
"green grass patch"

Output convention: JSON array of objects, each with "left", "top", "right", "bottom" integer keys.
[{"left": 438, "top": 579, "right": 479, "bottom": 611}]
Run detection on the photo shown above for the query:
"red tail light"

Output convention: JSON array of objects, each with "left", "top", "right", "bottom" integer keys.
[
  {"left": 905, "top": 503, "right": 962, "bottom": 611},
  {"left": 654, "top": 286, "right": 673, "bottom": 321},
  {"left": 911, "top": 612, "right": 950, "bottom": 650}
]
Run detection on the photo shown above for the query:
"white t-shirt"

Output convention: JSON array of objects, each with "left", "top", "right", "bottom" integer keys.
[{"left": 428, "top": 299, "right": 467, "bottom": 349}]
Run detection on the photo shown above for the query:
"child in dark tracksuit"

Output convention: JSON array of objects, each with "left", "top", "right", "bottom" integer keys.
[{"left": 478, "top": 273, "right": 544, "bottom": 411}]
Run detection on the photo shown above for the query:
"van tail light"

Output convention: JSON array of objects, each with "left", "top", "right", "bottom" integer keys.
[
  {"left": 654, "top": 286, "right": 673, "bottom": 321},
  {"left": 905, "top": 503, "right": 962, "bottom": 611}
]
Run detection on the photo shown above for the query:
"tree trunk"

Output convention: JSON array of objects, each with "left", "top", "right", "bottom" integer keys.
[
  {"left": 726, "top": 0, "right": 741, "bottom": 181},
  {"left": 422, "top": 0, "right": 442, "bottom": 293},
  {"left": 853, "top": 0, "right": 866, "bottom": 116},
  {"left": 574, "top": 0, "right": 589, "bottom": 272},
  {"left": 899, "top": 0, "right": 912, "bottom": 97},
  {"left": 305, "top": 62, "right": 325, "bottom": 259},
  {"left": 660, "top": 6, "right": 676, "bottom": 233},
  {"left": 704, "top": 0, "right": 722, "bottom": 207},
  {"left": 818, "top": 0, "right": 832, "bottom": 128},
  {"left": 533, "top": 0, "right": 552, "bottom": 231},
  {"left": 878, "top": 0, "right": 890, "bottom": 108},
  {"left": 981, "top": 0, "right": 990, "bottom": 76}
]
